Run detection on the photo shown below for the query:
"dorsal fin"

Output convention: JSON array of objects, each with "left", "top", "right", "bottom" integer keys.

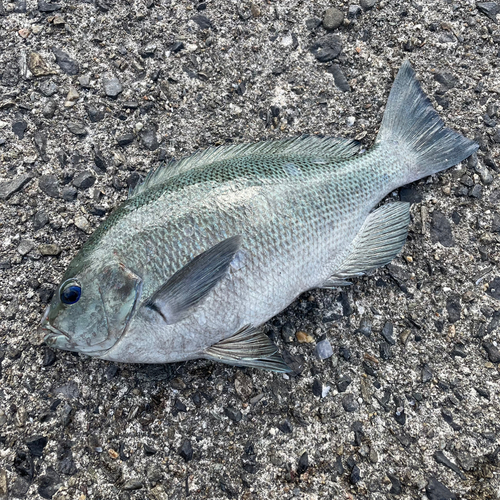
[{"left": 129, "top": 135, "right": 360, "bottom": 198}]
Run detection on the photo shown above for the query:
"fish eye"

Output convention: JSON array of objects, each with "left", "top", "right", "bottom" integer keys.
[{"left": 60, "top": 281, "right": 82, "bottom": 305}]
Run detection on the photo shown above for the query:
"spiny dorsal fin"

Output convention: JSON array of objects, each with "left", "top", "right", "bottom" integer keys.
[
  {"left": 129, "top": 135, "right": 360, "bottom": 198},
  {"left": 203, "top": 325, "right": 292, "bottom": 373},
  {"left": 327, "top": 202, "right": 410, "bottom": 282}
]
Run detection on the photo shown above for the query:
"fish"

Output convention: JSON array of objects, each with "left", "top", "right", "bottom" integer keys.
[{"left": 40, "top": 61, "right": 478, "bottom": 372}]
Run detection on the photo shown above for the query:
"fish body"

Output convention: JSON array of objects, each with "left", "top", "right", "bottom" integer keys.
[{"left": 41, "top": 62, "right": 478, "bottom": 371}]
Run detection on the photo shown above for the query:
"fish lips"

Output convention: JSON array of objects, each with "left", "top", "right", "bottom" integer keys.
[{"left": 39, "top": 305, "right": 75, "bottom": 350}]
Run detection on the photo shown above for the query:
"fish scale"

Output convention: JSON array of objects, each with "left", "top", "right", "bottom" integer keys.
[{"left": 42, "top": 61, "right": 478, "bottom": 371}]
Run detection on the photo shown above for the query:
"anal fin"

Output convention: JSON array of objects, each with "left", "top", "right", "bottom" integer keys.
[
  {"left": 326, "top": 202, "right": 410, "bottom": 284},
  {"left": 203, "top": 325, "right": 291, "bottom": 373}
]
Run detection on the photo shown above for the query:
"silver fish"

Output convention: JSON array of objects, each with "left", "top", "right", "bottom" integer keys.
[{"left": 41, "top": 61, "right": 477, "bottom": 371}]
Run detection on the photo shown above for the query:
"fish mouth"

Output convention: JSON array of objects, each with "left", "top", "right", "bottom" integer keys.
[{"left": 39, "top": 305, "right": 70, "bottom": 345}]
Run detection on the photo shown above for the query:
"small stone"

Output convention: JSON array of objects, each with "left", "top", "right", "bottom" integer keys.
[
  {"left": 74, "top": 215, "right": 91, "bottom": 233},
  {"left": 483, "top": 342, "right": 500, "bottom": 363},
  {"left": 0, "top": 173, "right": 33, "bottom": 200},
  {"left": 281, "top": 321, "right": 295, "bottom": 343},
  {"left": 17, "top": 239, "right": 34, "bottom": 256},
  {"left": 38, "top": 0, "right": 61, "bottom": 12},
  {"left": 394, "top": 406, "right": 406, "bottom": 425},
  {"left": 310, "top": 35, "right": 342, "bottom": 62},
  {"left": 350, "top": 465, "right": 361, "bottom": 484},
  {"left": 315, "top": 339, "right": 333, "bottom": 359},
  {"left": 380, "top": 322, "right": 396, "bottom": 345},
  {"left": 328, "top": 64, "right": 350, "bottom": 92},
  {"left": 446, "top": 295, "right": 461, "bottom": 323},
  {"left": 66, "top": 86, "right": 79, "bottom": 102},
  {"left": 0, "top": 469, "right": 7, "bottom": 500},
  {"left": 12, "top": 119, "right": 27, "bottom": 139},
  {"left": 360, "top": 0, "right": 377, "bottom": 9},
  {"left": 42, "top": 347, "right": 57, "bottom": 366},
  {"left": 278, "top": 419, "right": 293, "bottom": 434},
  {"left": 178, "top": 439, "right": 193, "bottom": 462},
  {"left": 477, "top": 2, "right": 500, "bottom": 22},
  {"left": 39, "top": 174, "right": 60, "bottom": 198},
  {"left": 434, "top": 72, "right": 459, "bottom": 91},
  {"left": 117, "top": 133, "right": 135, "bottom": 146},
  {"left": 342, "top": 393, "right": 358, "bottom": 412},
  {"left": 431, "top": 211, "right": 454, "bottom": 247},
  {"left": 39, "top": 80, "right": 58, "bottom": 97},
  {"left": 33, "top": 210, "right": 49, "bottom": 230},
  {"left": 433, "top": 451, "right": 465, "bottom": 479},
  {"left": 224, "top": 407, "right": 242, "bottom": 422},
  {"left": 469, "top": 184, "right": 483, "bottom": 198},
  {"left": 348, "top": 4, "right": 362, "bottom": 19},
  {"left": 79, "top": 74, "right": 91, "bottom": 88},
  {"left": 191, "top": 14, "right": 212, "bottom": 29},
  {"left": 312, "top": 378, "right": 323, "bottom": 397},
  {"left": 234, "top": 372, "right": 253, "bottom": 401},
  {"left": 28, "top": 52, "right": 55, "bottom": 77},
  {"left": 486, "top": 277, "right": 500, "bottom": 301},
  {"left": 102, "top": 74, "right": 123, "bottom": 97},
  {"left": 73, "top": 171, "right": 96, "bottom": 189},
  {"left": 387, "top": 473, "right": 402, "bottom": 494},
  {"left": 87, "top": 105, "right": 105, "bottom": 123},
  {"left": 336, "top": 374, "right": 352, "bottom": 393},
  {"left": 42, "top": 99, "right": 57, "bottom": 118},
  {"left": 296, "top": 331, "right": 314, "bottom": 343},
  {"left": 61, "top": 186, "right": 77, "bottom": 201},
  {"left": 39, "top": 244, "right": 61, "bottom": 256},
  {"left": 476, "top": 386, "right": 490, "bottom": 399},
  {"left": 66, "top": 121, "right": 87, "bottom": 136},
  {"left": 379, "top": 341, "right": 391, "bottom": 360},
  {"left": 140, "top": 126, "right": 160, "bottom": 151},
  {"left": 356, "top": 316, "right": 372, "bottom": 337},
  {"left": 305, "top": 17, "right": 322, "bottom": 30},
  {"left": 323, "top": 7, "right": 344, "bottom": 30},
  {"left": 51, "top": 47, "right": 79, "bottom": 75},
  {"left": 34, "top": 131, "right": 48, "bottom": 161},
  {"left": 26, "top": 435, "right": 48, "bottom": 457},
  {"left": 170, "top": 41, "right": 184, "bottom": 53},
  {"left": 122, "top": 480, "right": 143, "bottom": 491},
  {"left": 297, "top": 452, "right": 309, "bottom": 475},
  {"left": 426, "top": 477, "right": 457, "bottom": 500}
]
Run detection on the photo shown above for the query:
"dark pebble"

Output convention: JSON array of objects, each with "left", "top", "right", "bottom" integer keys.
[
  {"left": 34, "top": 131, "right": 48, "bottom": 161},
  {"left": 381, "top": 321, "right": 396, "bottom": 345},
  {"left": 339, "top": 346, "right": 351, "bottom": 361},
  {"left": 102, "top": 75, "right": 122, "bottom": 97},
  {"left": 62, "top": 186, "right": 77, "bottom": 201},
  {"left": 89, "top": 205, "right": 106, "bottom": 216},
  {"left": 87, "top": 105, "right": 105, "bottom": 122},
  {"left": 434, "top": 72, "right": 459, "bottom": 91},
  {"left": 323, "top": 7, "right": 344, "bottom": 31},
  {"left": 327, "top": 64, "right": 350, "bottom": 92},
  {"left": 278, "top": 419, "right": 293, "bottom": 434},
  {"left": 339, "top": 291, "right": 353, "bottom": 316},
  {"left": 312, "top": 378, "right": 322, "bottom": 397},
  {"left": 170, "top": 41, "right": 184, "bottom": 53},
  {"left": 446, "top": 295, "right": 461, "bottom": 323},
  {"left": 336, "top": 374, "right": 352, "bottom": 393},
  {"left": 422, "top": 364, "right": 433, "bottom": 383},
  {"left": 42, "top": 99, "right": 57, "bottom": 119},
  {"left": 394, "top": 407, "right": 406, "bottom": 425},
  {"left": 282, "top": 351, "right": 305, "bottom": 375},
  {"left": 127, "top": 172, "right": 141, "bottom": 190},
  {"left": 12, "top": 119, "right": 28, "bottom": 139},
  {"left": 433, "top": 450, "right": 465, "bottom": 479},
  {"left": 0, "top": 173, "right": 33, "bottom": 200},
  {"left": 192, "top": 392, "right": 202, "bottom": 407},
  {"left": 342, "top": 393, "right": 358, "bottom": 412},
  {"left": 39, "top": 174, "right": 60, "bottom": 198},
  {"left": 469, "top": 184, "right": 483, "bottom": 198},
  {"left": 491, "top": 213, "right": 500, "bottom": 232},
  {"left": 356, "top": 316, "right": 372, "bottom": 337},
  {"left": 54, "top": 380, "right": 80, "bottom": 399},
  {"left": 482, "top": 342, "right": 500, "bottom": 363},
  {"left": 144, "top": 444, "right": 157, "bottom": 456},
  {"left": 387, "top": 472, "right": 402, "bottom": 494},
  {"left": 38, "top": 467, "right": 61, "bottom": 500},
  {"left": 281, "top": 321, "right": 295, "bottom": 343},
  {"left": 33, "top": 210, "right": 49, "bottom": 230},
  {"left": 400, "top": 186, "right": 423, "bottom": 204},
  {"left": 73, "top": 171, "right": 96, "bottom": 190},
  {"left": 297, "top": 452, "right": 308, "bottom": 475},
  {"left": 38, "top": 0, "right": 61, "bottom": 12},
  {"left": 305, "top": 17, "right": 322, "bottom": 30},
  {"left": 431, "top": 211, "right": 454, "bottom": 247},
  {"left": 475, "top": 386, "right": 490, "bottom": 399},
  {"left": 451, "top": 343, "right": 466, "bottom": 358},
  {"left": 42, "top": 347, "right": 57, "bottom": 367},
  {"left": 361, "top": 0, "right": 377, "bottom": 9},
  {"left": 350, "top": 465, "right": 361, "bottom": 484},
  {"left": 426, "top": 477, "right": 457, "bottom": 500},
  {"left": 173, "top": 398, "right": 187, "bottom": 413},
  {"left": 26, "top": 435, "right": 48, "bottom": 457},
  {"left": 66, "top": 121, "right": 87, "bottom": 136},
  {"left": 117, "top": 133, "right": 135, "bottom": 146},
  {"left": 104, "top": 364, "right": 118, "bottom": 380},
  {"left": 178, "top": 439, "right": 193, "bottom": 462},
  {"left": 310, "top": 35, "right": 342, "bottom": 62},
  {"left": 477, "top": 2, "right": 500, "bottom": 22},
  {"left": 191, "top": 14, "right": 212, "bottom": 29},
  {"left": 51, "top": 47, "right": 79, "bottom": 75},
  {"left": 224, "top": 407, "right": 242, "bottom": 422},
  {"left": 486, "top": 277, "right": 500, "bottom": 301}
]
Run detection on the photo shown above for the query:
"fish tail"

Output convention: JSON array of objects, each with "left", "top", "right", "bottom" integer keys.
[{"left": 376, "top": 60, "right": 478, "bottom": 184}]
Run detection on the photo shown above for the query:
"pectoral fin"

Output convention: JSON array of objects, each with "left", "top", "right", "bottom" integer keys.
[
  {"left": 143, "top": 236, "right": 242, "bottom": 325},
  {"left": 204, "top": 325, "right": 292, "bottom": 372},
  {"left": 326, "top": 202, "right": 410, "bottom": 283}
]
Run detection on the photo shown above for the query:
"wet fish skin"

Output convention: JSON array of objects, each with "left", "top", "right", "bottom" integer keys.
[{"left": 41, "top": 61, "right": 477, "bottom": 371}]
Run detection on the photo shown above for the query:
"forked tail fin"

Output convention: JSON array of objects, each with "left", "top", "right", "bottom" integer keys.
[{"left": 376, "top": 60, "right": 478, "bottom": 184}]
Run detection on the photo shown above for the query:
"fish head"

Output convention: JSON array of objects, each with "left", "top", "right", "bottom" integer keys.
[{"left": 41, "top": 261, "right": 142, "bottom": 356}]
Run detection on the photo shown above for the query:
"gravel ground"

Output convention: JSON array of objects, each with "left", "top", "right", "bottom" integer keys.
[{"left": 1, "top": 0, "right": 500, "bottom": 499}]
